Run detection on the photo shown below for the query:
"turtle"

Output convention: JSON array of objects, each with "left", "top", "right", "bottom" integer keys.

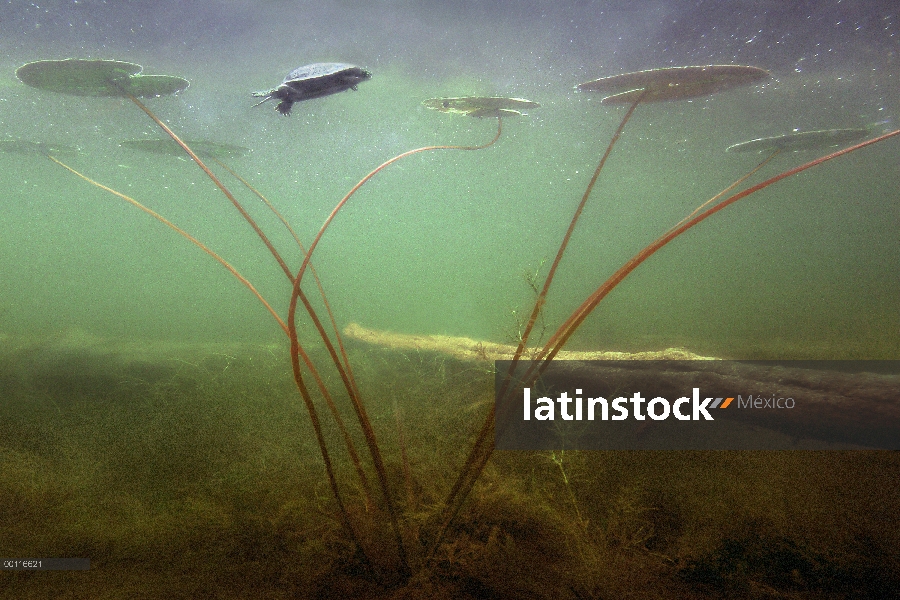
[{"left": 252, "top": 62, "right": 371, "bottom": 116}]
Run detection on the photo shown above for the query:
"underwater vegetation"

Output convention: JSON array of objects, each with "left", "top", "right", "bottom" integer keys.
[
  {"left": 2, "top": 338, "right": 900, "bottom": 599},
  {"left": 1, "top": 58, "right": 899, "bottom": 598}
]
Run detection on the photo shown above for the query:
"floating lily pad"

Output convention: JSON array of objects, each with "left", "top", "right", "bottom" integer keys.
[
  {"left": 16, "top": 58, "right": 189, "bottom": 98},
  {"left": 422, "top": 96, "right": 539, "bottom": 118},
  {"left": 120, "top": 139, "right": 250, "bottom": 160},
  {"left": 577, "top": 65, "right": 770, "bottom": 104},
  {"left": 0, "top": 140, "right": 80, "bottom": 156},
  {"left": 16, "top": 59, "right": 140, "bottom": 96},
  {"left": 123, "top": 74, "right": 191, "bottom": 98},
  {"left": 725, "top": 128, "right": 872, "bottom": 153}
]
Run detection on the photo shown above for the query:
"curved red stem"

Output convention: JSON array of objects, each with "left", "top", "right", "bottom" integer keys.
[
  {"left": 432, "top": 126, "right": 900, "bottom": 561},
  {"left": 536, "top": 127, "right": 900, "bottom": 373},
  {"left": 286, "top": 118, "right": 504, "bottom": 579},
  {"left": 433, "top": 96, "right": 645, "bottom": 554}
]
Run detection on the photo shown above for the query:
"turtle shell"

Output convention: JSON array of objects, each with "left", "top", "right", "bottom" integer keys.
[{"left": 252, "top": 62, "right": 371, "bottom": 116}]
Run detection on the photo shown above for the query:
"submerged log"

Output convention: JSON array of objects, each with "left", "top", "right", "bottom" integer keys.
[
  {"left": 342, "top": 322, "right": 713, "bottom": 362},
  {"left": 344, "top": 324, "right": 899, "bottom": 449}
]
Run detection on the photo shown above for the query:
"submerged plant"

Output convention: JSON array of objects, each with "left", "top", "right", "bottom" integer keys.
[
  {"left": 430, "top": 65, "right": 900, "bottom": 559},
  {"left": 14, "top": 57, "right": 528, "bottom": 583},
  {"left": 10, "top": 58, "right": 899, "bottom": 594}
]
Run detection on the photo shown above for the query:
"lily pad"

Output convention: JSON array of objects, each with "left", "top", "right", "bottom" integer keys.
[
  {"left": 123, "top": 74, "right": 191, "bottom": 98},
  {"left": 120, "top": 139, "right": 250, "bottom": 160},
  {"left": 725, "top": 128, "right": 872, "bottom": 153},
  {"left": 0, "top": 140, "right": 80, "bottom": 156},
  {"left": 422, "top": 96, "right": 539, "bottom": 118},
  {"left": 16, "top": 58, "right": 189, "bottom": 98},
  {"left": 577, "top": 65, "right": 770, "bottom": 104}
]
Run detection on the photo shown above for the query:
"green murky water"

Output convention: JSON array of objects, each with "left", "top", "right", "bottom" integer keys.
[
  {"left": 2, "top": 63, "right": 897, "bottom": 357},
  {"left": 2, "top": 2, "right": 899, "bottom": 598}
]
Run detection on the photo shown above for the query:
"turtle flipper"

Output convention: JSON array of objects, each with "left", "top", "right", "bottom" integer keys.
[{"left": 274, "top": 100, "right": 294, "bottom": 116}]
